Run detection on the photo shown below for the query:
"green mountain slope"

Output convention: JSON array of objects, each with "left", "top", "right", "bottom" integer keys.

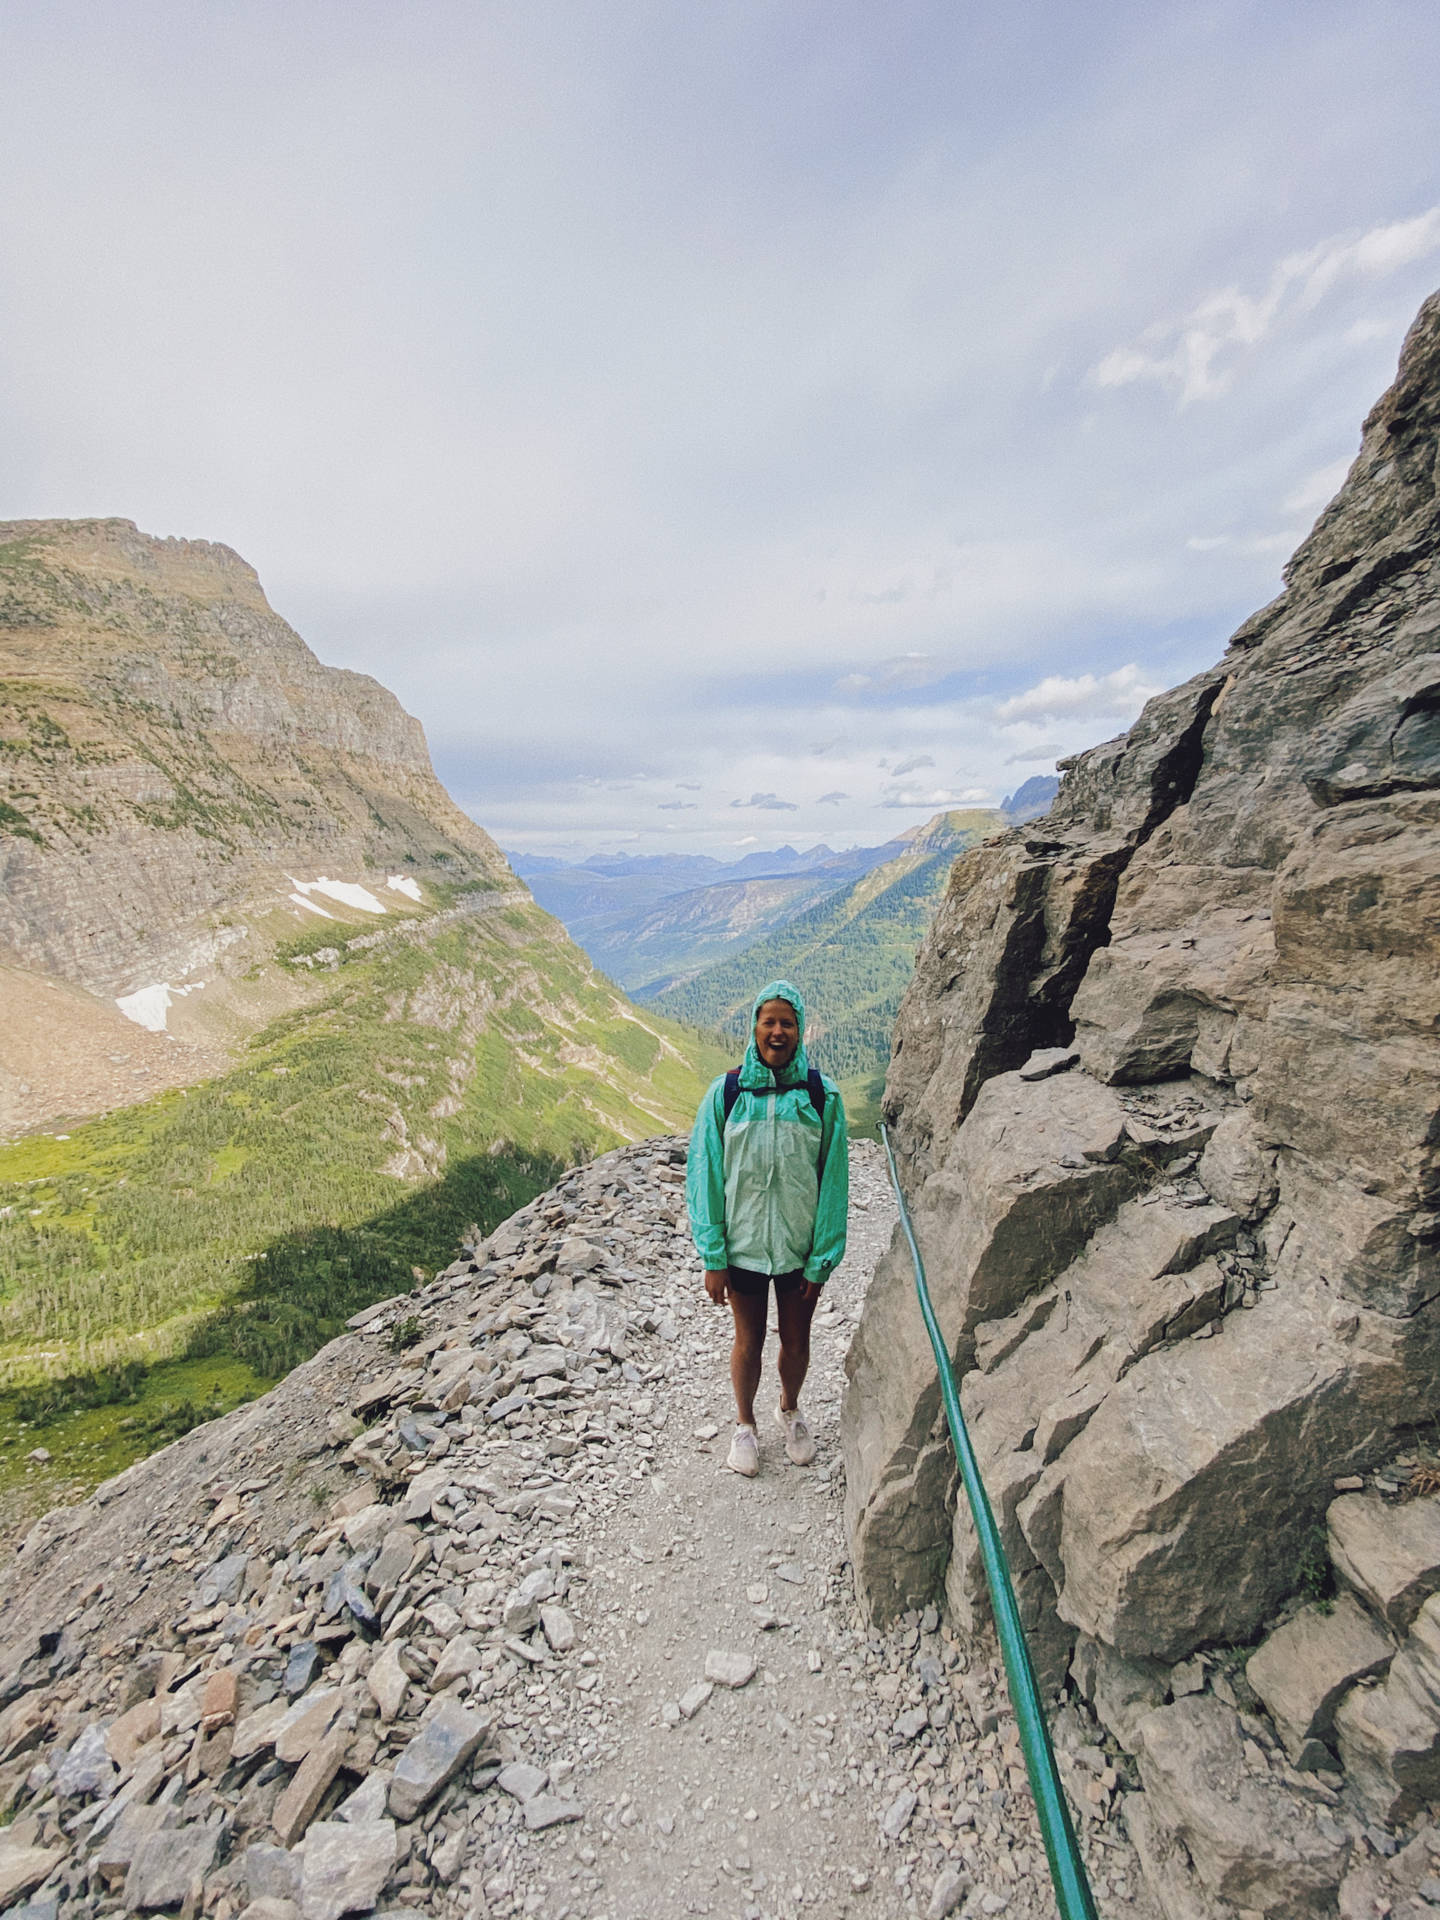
[{"left": 646, "top": 810, "right": 1001, "bottom": 1098}]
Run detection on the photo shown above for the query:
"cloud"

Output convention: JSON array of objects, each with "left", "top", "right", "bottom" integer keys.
[
  {"left": 730, "top": 792, "right": 799, "bottom": 811},
  {"left": 676, "top": 782, "right": 702, "bottom": 791},
  {"left": 879, "top": 783, "right": 992, "bottom": 810},
  {"left": 890, "top": 753, "right": 935, "bottom": 777},
  {"left": 658, "top": 799, "right": 697, "bottom": 810},
  {"left": 994, "top": 664, "right": 1161, "bottom": 724},
  {"left": 833, "top": 653, "right": 941, "bottom": 695},
  {"left": 1092, "top": 207, "right": 1440, "bottom": 405},
  {"left": 817, "top": 790, "right": 848, "bottom": 804},
  {"left": 1005, "top": 744, "right": 1063, "bottom": 764},
  {"left": 1185, "top": 531, "right": 1301, "bottom": 556}
]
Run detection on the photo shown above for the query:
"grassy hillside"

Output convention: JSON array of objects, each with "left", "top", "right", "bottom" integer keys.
[
  {"left": 0, "top": 894, "right": 726, "bottom": 1521},
  {"left": 646, "top": 811, "right": 1001, "bottom": 1112}
]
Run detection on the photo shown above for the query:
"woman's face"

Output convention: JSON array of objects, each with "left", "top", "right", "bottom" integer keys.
[{"left": 754, "top": 998, "right": 800, "bottom": 1070}]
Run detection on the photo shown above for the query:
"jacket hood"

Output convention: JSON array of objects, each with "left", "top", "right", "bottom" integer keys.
[{"left": 739, "top": 980, "right": 809, "bottom": 1090}]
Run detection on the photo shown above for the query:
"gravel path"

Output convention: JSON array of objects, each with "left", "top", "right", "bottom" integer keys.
[{"left": 465, "top": 1142, "right": 1155, "bottom": 1920}]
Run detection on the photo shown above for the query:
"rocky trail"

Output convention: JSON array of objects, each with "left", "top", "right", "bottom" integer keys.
[{"left": 0, "top": 1140, "right": 1155, "bottom": 1920}]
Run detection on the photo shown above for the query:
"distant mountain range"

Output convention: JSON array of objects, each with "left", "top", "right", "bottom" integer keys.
[
  {"left": 644, "top": 811, "right": 1003, "bottom": 1099},
  {"left": 509, "top": 778, "right": 1060, "bottom": 1029},
  {"left": 1000, "top": 774, "right": 1060, "bottom": 818},
  {"left": 509, "top": 837, "right": 913, "bottom": 992}
]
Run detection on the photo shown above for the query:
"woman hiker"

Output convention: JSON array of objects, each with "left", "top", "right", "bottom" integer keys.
[{"left": 685, "top": 980, "right": 849, "bottom": 1476}]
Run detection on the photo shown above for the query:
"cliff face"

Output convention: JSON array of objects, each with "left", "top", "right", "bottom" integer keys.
[
  {"left": 0, "top": 518, "right": 509, "bottom": 1000},
  {"left": 842, "top": 291, "right": 1440, "bottom": 1909}
]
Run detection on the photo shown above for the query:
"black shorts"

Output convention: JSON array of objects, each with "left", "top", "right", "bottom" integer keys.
[{"left": 725, "top": 1266, "right": 806, "bottom": 1299}]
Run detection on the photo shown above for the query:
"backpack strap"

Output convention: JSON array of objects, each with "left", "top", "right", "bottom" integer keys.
[{"left": 721, "top": 1066, "right": 826, "bottom": 1123}]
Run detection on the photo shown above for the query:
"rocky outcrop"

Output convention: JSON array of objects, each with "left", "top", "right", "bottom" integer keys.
[{"left": 844, "top": 287, "right": 1440, "bottom": 1913}]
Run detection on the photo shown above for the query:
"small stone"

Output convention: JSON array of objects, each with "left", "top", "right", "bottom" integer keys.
[
  {"left": 1018, "top": 1047, "right": 1080, "bottom": 1082},
  {"left": 273, "top": 1727, "right": 350, "bottom": 1847},
  {"left": 274, "top": 1687, "right": 343, "bottom": 1764},
  {"left": 882, "top": 1789, "right": 917, "bottom": 1841},
  {"left": 432, "top": 1827, "right": 467, "bottom": 1884},
  {"left": 774, "top": 1562, "right": 806, "bottom": 1585},
  {"left": 106, "top": 1698, "right": 161, "bottom": 1767},
  {"left": 807, "top": 1649, "right": 822, "bottom": 1673},
  {"left": 244, "top": 1843, "right": 303, "bottom": 1902},
  {"left": 201, "top": 1667, "right": 239, "bottom": 1731},
  {"left": 200, "top": 1549, "right": 249, "bottom": 1606},
  {"left": 523, "top": 1793, "right": 584, "bottom": 1830},
  {"left": 123, "top": 1825, "right": 220, "bottom": 1911},
  {"left": 539, "top": 1603, "right": 576, "bottom": 1652},
  {"left": 299, "top": 1818, "right": 397, "bottom": 1920},
  {"left": 894, "top": 1706, "right": 928, "bottom": 1740},
  {"left": 502, "top": 1568, "right": 555, "bottom": 1634},
  {"left": 496, "top": 1763, "right": 549, "bottom": 1804},
  {"left": 928, "top": 1866, "right": 971, "bottom": 1919},
  {"left": 419, "top": 1600, "right": 462, "bottom": 1638},
  {"left": 55, "top": 1722, "right": 116, "bottom": 1798},
  {"left": 332, "top": 1770, "right": 390, "bottom": 1826},
  {"left": 679, "top": 1681, "right": 714, "bottom": 1719},
  {"left": 388, "top": 1700, "right": 492, "bottom": 1821},
  {"left": 284, "top": 1642, "right": 323, "bottom": 1698},
  {"left": 746, "top": 1583, "right": 769, "bottom": 1604},
  {"left": 366, "top": 1642, "right": 409, "bottom": 1723},
  {"left": 431, "top": 1636, "right": 481, "bottom": 1688},
  {"left": 1334, "top": 1476, "right": 1365, "bottom": 1493},
  {"left": 0, "top": 1842, "right": 63, "bottom": 1911},
  {"left": 850, "top": 1871, "right": 871, "bottom": 1893},
  {"left": 704, "top": 1649, "right": 756, "bottom": 1689},
  {"left": 26, "top": 1447, "right": 50, "bottom": 1464},
  {"left": 1169, "top": 1656, "right": 1207, "bottom": 1697},
  {"left": 661, "top": 1702, "right": 681, "bottom": 1726}
]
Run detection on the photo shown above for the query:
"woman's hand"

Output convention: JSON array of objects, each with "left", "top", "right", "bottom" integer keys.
[{"left": 704, "top": 1269, "right": 730, "bottom": 1304}]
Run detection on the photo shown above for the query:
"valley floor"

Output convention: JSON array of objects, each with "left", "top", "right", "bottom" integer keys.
[{"left": 0, "top": 1143, "right": 1153, "bottom": 1920}]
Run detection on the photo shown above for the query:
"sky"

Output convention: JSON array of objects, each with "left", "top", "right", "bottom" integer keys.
[{"left": 2, "top": 2, "right": 1439, "bottom": 860}]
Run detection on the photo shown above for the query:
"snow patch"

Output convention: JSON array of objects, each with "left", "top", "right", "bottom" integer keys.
[
  {"left": 289, "top": 876, "right": 387, "bottom": 914},
  {"left": 387, "top": 874, "right": 423, "bottom": 902},
  {"left": 116, "top": 981, "right": 205, "bottom": 1033},
  {"left": 290, "top": 892, "right": 334, "bottom": 918}
]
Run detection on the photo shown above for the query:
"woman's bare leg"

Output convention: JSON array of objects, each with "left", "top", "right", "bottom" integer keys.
[
  {"left": 775, "top": 1284, "right": 819, "bottom": 1412},
  {"left": 729, "top": 1290, "right": 768, "bottom": 1426}
]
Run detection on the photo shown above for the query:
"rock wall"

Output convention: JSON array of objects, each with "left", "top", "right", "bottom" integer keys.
[
  {"left": 0, "top": 519, "right": 510, "bottom": 998},
  {"left": 842, "top": 289, "right": 1440, "bottom": 1911}
]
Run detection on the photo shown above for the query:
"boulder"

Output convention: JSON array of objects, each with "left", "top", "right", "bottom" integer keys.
[
  {"left": 387, "top": 1700, "right": 491, "bottom": 1821},
  {"left": 1246, "top": 1593, "right": 1394, "bottom": 1760},
  {"left": 1328, "top": 1491, "right": 1440, "bottom": 1631},
  {"left": 1132, "top": 1695, "right": 1350, "bottom": 1916},
  {"left": 1023, "top": 1284, "right": 1433, "bottom": 1661},
  {"left": 1334, "top": 1592, "right": 1440, "bottom": 1821},
  {"left": 299, "top": 1819, "right": 397, "bottom": 1920}
]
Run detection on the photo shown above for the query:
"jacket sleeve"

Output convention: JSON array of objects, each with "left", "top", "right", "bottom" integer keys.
[
  {"left": 803, "top": 1080, "right": 849, "bottom": 1284},
  {"left": 686, "top": 1077, "right": 730, "bottom": 1270}
]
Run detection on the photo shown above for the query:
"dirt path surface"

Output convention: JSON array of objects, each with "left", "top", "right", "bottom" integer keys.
[{"left": 0, "top": 1140, "right": 1155, "bottom": 1920}]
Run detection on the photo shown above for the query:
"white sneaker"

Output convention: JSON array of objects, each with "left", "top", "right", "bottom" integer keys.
[
  {"left": 776, "top": 1404, "right": 817, "bottom": 1466},
  {"left": 727, "top": 1424, "right": 760, "bottom": 1477}
]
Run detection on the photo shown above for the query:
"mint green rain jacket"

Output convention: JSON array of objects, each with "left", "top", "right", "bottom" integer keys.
[{"left": 686, "top": 981, "right": 849, "bottom": 1284}]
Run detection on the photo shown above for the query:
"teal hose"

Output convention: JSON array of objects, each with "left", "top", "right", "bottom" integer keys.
[{"left": 880, "top": 1124, "right": 1098, "bottom": 1920}]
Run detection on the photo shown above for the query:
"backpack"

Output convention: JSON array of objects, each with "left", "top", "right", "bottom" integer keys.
[{"left": 721, "top": 1066, "right": 826, "bottom": 1124}]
